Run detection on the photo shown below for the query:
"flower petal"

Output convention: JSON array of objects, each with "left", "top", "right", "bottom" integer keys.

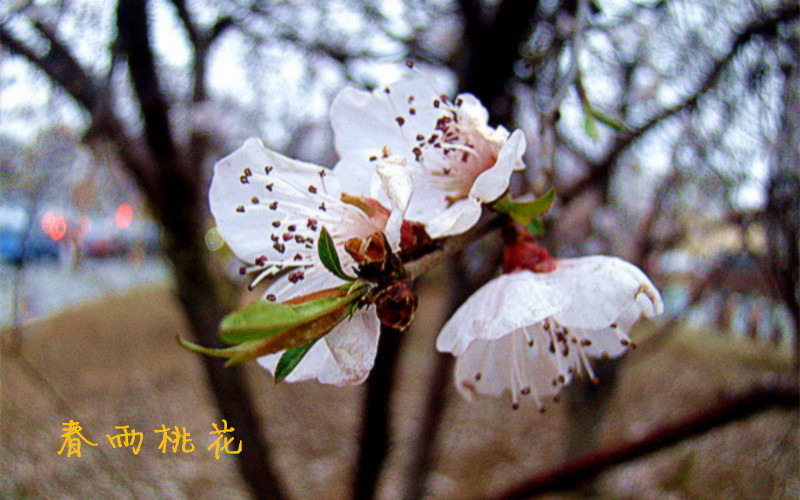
[
  {"left": 454, "top": 329, "right": 573, "bottom": 404},
  {"left": 436, "top": 272, "right": 569, "bottom": 356},
  {"left": 323, "top": 306, "right": 380, "bottom": 384},
  {"left": 257, "top": 340, "right": 344, "bottom": 383},
  {"left": 470, "top": 129, "right": 526, "bottom": 204},
  {"left": 375, "top": 156, "right": 413, "bottom": 247},
  {"left": 210, "top": 138, "right": 338, "bottom": 264},
  {"left": 256, "top": 307, "right": 379, "bottom": 386},
  {"left": 420, "top": 198, "right": 482, "bottom": 239},
  {"left": 549, "top": 256, "right": 663, "bottom": 329}
]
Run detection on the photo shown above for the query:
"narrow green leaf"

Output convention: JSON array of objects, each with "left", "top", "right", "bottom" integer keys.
[
  {"left": 591, "top": 108, "right": 631, "bottom": 133},
  {"left": 220, "top": 287, "right": 364, "bottom": 344},
  {"left": 177, "top": 336, "right": 263, "bottom": 358},
  {"left": 583, "top": 102, "right": 600, "bottom": 141},
  {"left": 274, "top": 339, "right": 318, "bottom": 383},
  {"left": 318, "top": 226, "right": 352, "bottom": 281}
]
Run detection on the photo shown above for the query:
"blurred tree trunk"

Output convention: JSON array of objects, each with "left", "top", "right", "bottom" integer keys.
[
  {"left": 2, "top": 3, "right": 287, "bottom": 498},
  {"left": 767, "top": 41, "right": 800, "bottom": 368},
  {"left": 401, "top": 2, "right": 541, "bottom": 497},
  {"left": 113, "top": 2, "right": 286, "bottom": 498}
]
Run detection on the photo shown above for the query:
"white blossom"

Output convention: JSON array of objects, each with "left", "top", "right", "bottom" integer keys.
[
  {"left": 436, "top": 256, "right": 663, "bottom": 409},
  {"left": 331, "top": 76, "right": 526, "bottom": 239},
  {"left": 209, "top": 138, "right": 411, "bottom": 385}
]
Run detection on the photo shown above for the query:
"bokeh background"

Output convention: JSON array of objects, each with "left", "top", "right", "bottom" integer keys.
[{"left": 1, "top": 0, "right": 797, "bottom": 498}]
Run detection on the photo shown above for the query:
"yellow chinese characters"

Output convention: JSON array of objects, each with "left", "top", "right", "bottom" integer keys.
[
  {"left": 106, "top": 426, "right": 144, "bottom": 455},
  {"left": 154, "top": 425, "right": 195, "bottom": 454},
  {"left": 207, "top": 419, "right": 242, "bottom": 459},
  {"left": 57, "top": 420, "right": 98, "bottom": 458},
  {"left": 57, "top": 420, "right": 245, "bottom": 457}
]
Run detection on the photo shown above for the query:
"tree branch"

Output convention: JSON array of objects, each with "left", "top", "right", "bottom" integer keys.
[
  {"left": 405, "top": 213, "right": 503, "bottom": 280},
  {"left": 458, "top": 0, "right": 541, "bottom": 122},
  {"left": 116, "top": 0, "right": 177, "bottom": 161},
  {"left": 494, "top": 379, "right": 799, "bottom": 499},
  {"left": 352, "top": 325, "right": 404, "bottom": 500},
  {"left": 560, "top": 3, "right": 800, "bottom": 205},
  {"left": 0, "top": 21, "right": 101, "bottom": 112}
]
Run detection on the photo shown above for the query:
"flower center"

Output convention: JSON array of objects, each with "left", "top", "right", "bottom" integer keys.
[{"left": 409, "top": 100, "right": 500, "bottom": 203}]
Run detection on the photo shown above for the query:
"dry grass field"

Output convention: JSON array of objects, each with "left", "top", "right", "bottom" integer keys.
[{"left": 1, "top": 281, "right": 797, "bottom": 499}]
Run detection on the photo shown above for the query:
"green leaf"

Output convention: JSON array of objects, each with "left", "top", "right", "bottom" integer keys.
[
  {"left": 318, "top": 226, "right": 352, "bottom": 281},
  {"left": 527, "top": 219, "right": 544, "bottom": 236},
  {"left": 582, "top": 101, "right": 600, "bottom": 141},
  {"left": 591, "top": 108, "right": 631, "bottom": 133},
  {"left": 492, "top": 189, "right": 556, "bottom": 226},
  {"left": 225, "top": 301, "right": 355, "bottom": 366},
  {"left": 177, "top": 336, "right": 263, "bottom": 358},
  {"left": 274, "top": 340, "right": 318, "bottom": 383},
  {"left": 220, "top": 286, "right": 365, "bottom": 344}
]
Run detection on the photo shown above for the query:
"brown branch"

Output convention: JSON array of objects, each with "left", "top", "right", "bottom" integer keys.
[
  {"left": 494, "top": 380, "right": 799, "bottom": 499},
  {"left": 0, "top": 20, "right": 159, "bottom": 197},
  {"left": 166, "top": 0, "right": 232, "bottom": 102},
  {"left": 560, "top": 2, "right": 800, "bottom": 205},
  {"left": 405, "top": 213, "right": 503, "bottom": 280},
  {"left": 0, "top": 21, "right": 101, "bottom": 113},
  {"left": 352, "top": 325, "right": 404, "bottom": 500},
  {"left": 402, "top": 247, "right": 500, "bottom": 499},
  {"left": 458, "top": 0, "right": 541, "bottom": 122},
  {"left": 116, "top": 0, "right": 177, "bottom": 161}
]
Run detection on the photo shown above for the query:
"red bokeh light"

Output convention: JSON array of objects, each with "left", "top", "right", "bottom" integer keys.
[
  {"left": 77, "top": 215, "right": 92, "bottom": 238},
  {"left": 115, "top": 203, "right": 134, "bottom": 229},
  {"left": 49, "top": 216, "right": 67, "bottom": 241},
  {"left": 41, "top": 212, "right": 56, "bottom": 235}
]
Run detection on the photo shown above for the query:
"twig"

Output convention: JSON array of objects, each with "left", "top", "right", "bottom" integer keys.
[
  {"left": 405, "top": 213, "right": 502, "bottom": 280},
  {"left": 494, "top": 379, "right": 799, "bottom": 499},
  {"left": 560, "top": 3, "right": 799, "bottom": 205}
]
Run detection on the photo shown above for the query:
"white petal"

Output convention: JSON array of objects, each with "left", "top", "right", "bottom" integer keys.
[
  {"left": 454, "top": 93, "right": 490, "bottom": 127},
  {"left": 470, "top": 129, "right": 526, "bottom": 203},
  {"left": 419, "top": 198, "right": 483, "bottom": 239},
  {"left": 375, "top": 157, "right": 413, "bottom": 248},
  {"left": 323, "top": 307, "right": 380, "bottom": 384},
  {"left": 257, "top": 340, "right": 344, "bottom": 384},
  {"left": 437, "top": 272, "right": 569, "bottom": 356},
  {"left": 453, "top": 329, "right": 572, "bottom": 403},
  {"left": 209, "top": 138, "right": 341, "bottom": 264},
  {"left": 331, "top": 78, "right": 441, "bottom": 174},
  {"left": 256, "top": 308, "right": 379, "bottom": 386},
  {"left": 331, "top": 87, "right": 409, "bottom": 162},
  {"left": 549, "top": 256, "right": 663, "bottom": 329}
]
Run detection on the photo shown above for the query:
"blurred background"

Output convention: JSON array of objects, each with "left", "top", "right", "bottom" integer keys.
[{"left": 1, "top": 0, "right": 797, "bottom": 498}]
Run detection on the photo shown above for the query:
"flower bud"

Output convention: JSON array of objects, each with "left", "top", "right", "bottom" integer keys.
[
  {"left": 399, "top": 220, "right": 436, "bottom": 261},
  {"left": 345, "top": 231, "right": 390, "bottom": 267},
  {"left": 503, "top": 240, "right": 556, "bottom": 273},
  {"left": 373, "top": 279, "right": 417, "bottom": 331}
]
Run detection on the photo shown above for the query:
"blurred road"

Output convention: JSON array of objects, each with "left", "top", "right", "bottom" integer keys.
[{"left": 0, "top": 257, "right": 171, "bottom": 327}]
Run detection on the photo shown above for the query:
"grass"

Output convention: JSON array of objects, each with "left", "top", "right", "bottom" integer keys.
[{"left": 1, "top": 283, "right": 797, "bottom": 499}]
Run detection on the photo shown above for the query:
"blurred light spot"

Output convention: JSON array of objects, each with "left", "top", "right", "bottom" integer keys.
[
  {"left": 41, "top": 211, "right": 56, "bottom": 235},
  {"left": 77, "top": 215, "right": 92, "bottom": 238},
  {"left": 115, "top": 203, "right": 134, "bottom": 229},
  {"left": 205, "top": 227, "right": 224, "bottom": 251},
  {"left": 50, "top": 216, "right": 67, "bottom": 241}
]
